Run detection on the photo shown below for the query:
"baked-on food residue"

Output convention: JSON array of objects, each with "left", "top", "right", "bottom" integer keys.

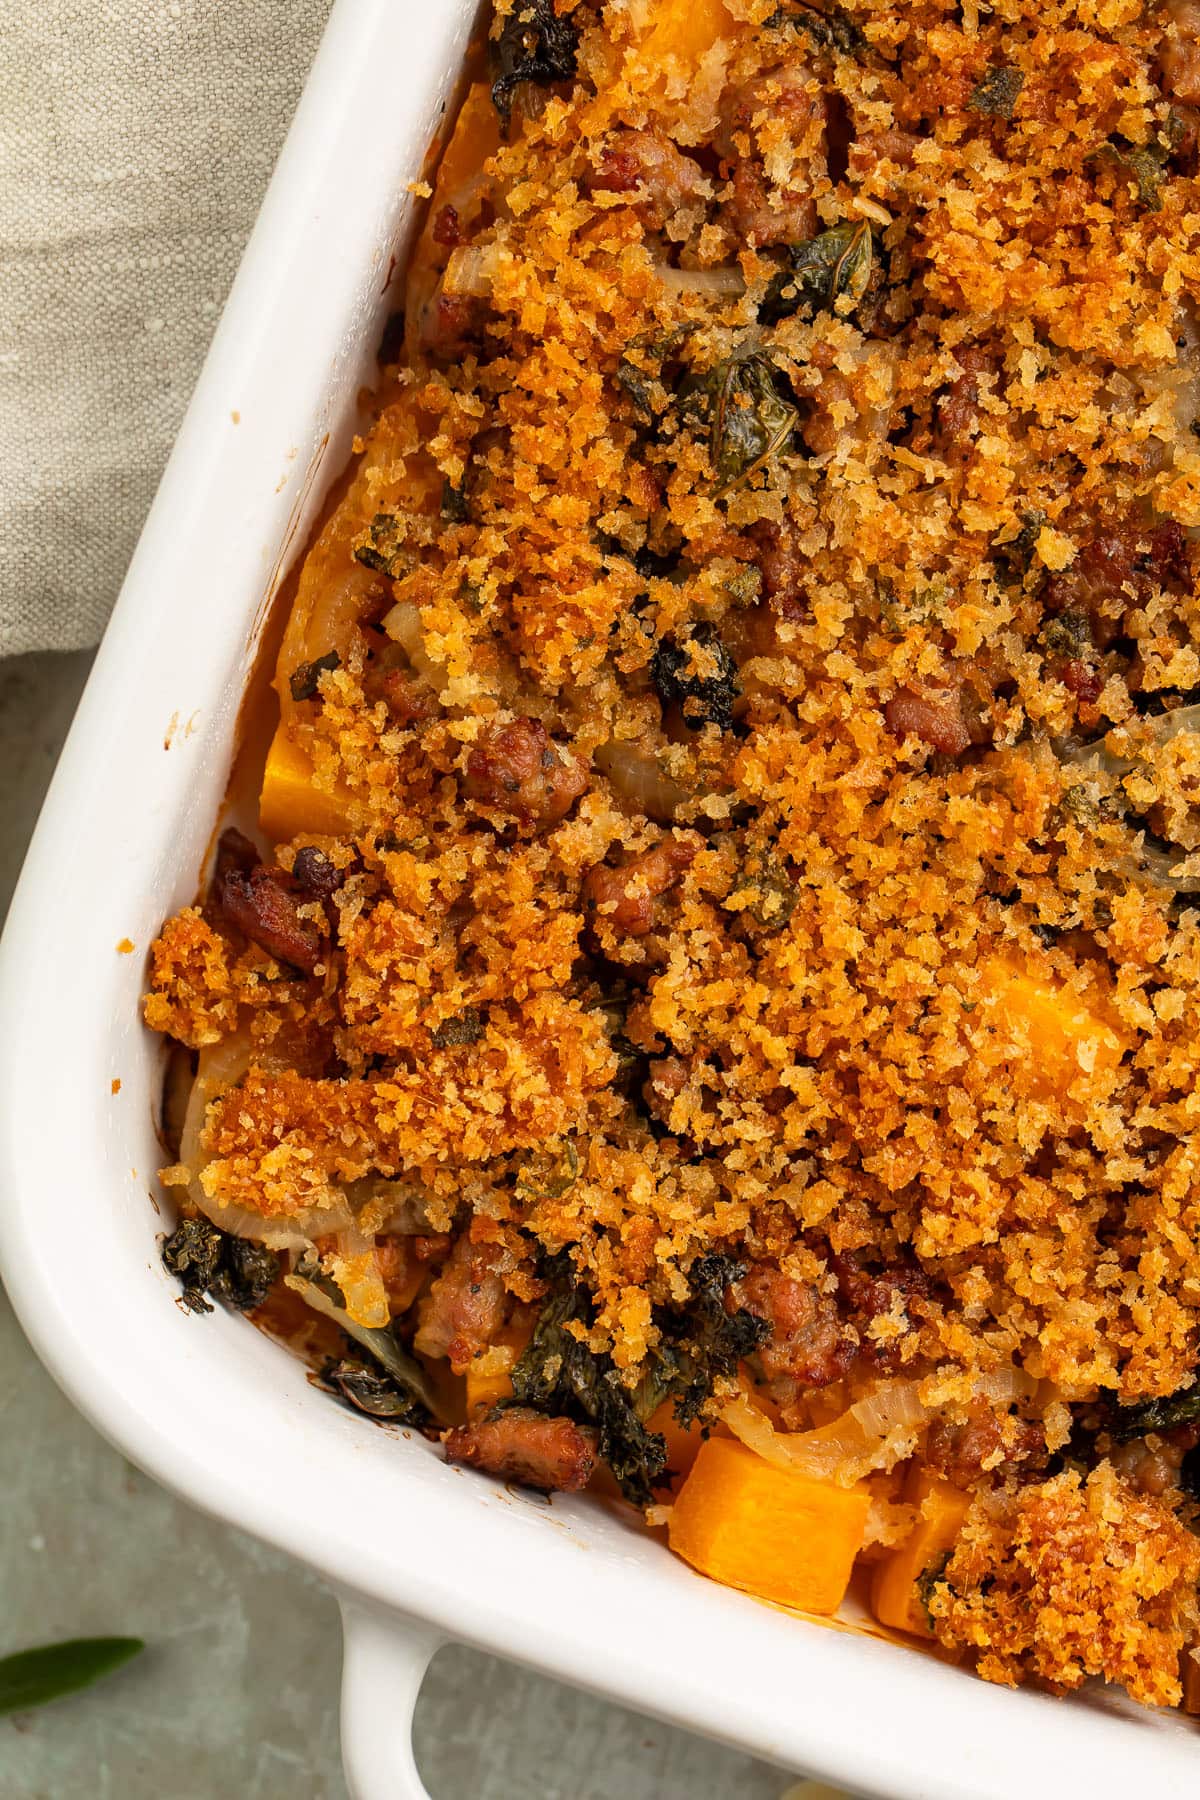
[{"left": 146, "top": 0, "right": 1200, "bottom": 1710}]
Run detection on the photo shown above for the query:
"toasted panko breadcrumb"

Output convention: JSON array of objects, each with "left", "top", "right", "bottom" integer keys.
[{"left": 931, "top": 1463, "right": 1200, "bottom": 1704}]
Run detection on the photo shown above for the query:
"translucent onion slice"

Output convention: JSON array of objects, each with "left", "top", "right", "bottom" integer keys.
[
  {"left": 179, "top": 1038, "right": 351, "bottom": 1250},
  {"left": 329, "top": 1227, "right": 391, "bottom": 1330},
  {"left": 284, "top": 1274, "right": 437, "bottom": 1415},
  {"left": 722, "top": 1381, "right": 926, "bottom": 1487},
  {"left": 595, "top": 740, "right": 691, "bottom": 823}
]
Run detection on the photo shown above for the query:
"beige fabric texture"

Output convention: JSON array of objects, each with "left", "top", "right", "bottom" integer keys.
[{"left": 0, "top": 0, "right": 333, "bottom": 657}]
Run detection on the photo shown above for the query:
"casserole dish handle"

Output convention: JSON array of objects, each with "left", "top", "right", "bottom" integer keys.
[{"left": 339, "top": 1596, "right": 445, "bottom": 1800}]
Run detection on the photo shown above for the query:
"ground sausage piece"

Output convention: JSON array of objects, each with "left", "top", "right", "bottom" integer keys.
[
  {"left": 832, "top": 1249, "right": 935, "bottom": 1372},
  {"left": 584, "top": 834, "right": 700, "bottom": 938},
  {"left": 1162, "top": 0, "right": 1200, "bottom": 104},
  {"left": 934, "top": 346, "right": 995, "bottom": 465},
  {"left": 730, "top": 1264, "right": 854, "bottom": 1392},
  {"left": 444, "top": 1408, "right": 597, "bottom": 1492},
  {"left": 716, "top": 64, "right": 827, "bottom": 247},
  {"left": 1043, "top": 518, "right": 1189, "bottom": 644},
  {"left": 364, "top": 665, "right": 441, "bottom": 728},
  {"left": 585, "top": 128, "right": 709, "bottom": 229},
  {"left": 926, "top": 1400, "right": 1046, "bottom": 1486},
  {"left": 885, "top": 683, "right": 982, "bottom": 757},
  {"left": 216, "top": 855, "right": 325, "bottom": 973},
  {"left": 292, "top": 846, "right": 340, "bottom": 901},
  {"left": 464, "top": 718, "right": 588, "bottom": 831},
  {"left": 1059, "top": 658, "right": 1103, "bottom": 705},
  {"left": 214, "top": 826, "right": 258, "bottom": 883},
  {"left": 414, "top": 1233, "right": 508, "bottom": 1371},
  {"left": 749, "top": 520, "right": 806, "bottom": 619},
  {"left": 1108, "top": 1423, "right": 1200, "bottom": 1498}
]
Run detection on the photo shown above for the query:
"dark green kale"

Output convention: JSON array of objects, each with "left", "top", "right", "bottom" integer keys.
[
  {"left": 614, "top": 324, "right": 697, "bottom": 428},
  {"left": 1093, "top": 136, "right": 1168, "bottom": 211},
  {"left": 968, "top": 66, "right": 1025, "bottom": 120},
  {"left": 289, "top": 651, "right": 341, "bottom": 704},
  {"left": 1038, "top": 609, "right": 1092, "bottom": 658},
  {"left": 654, "top": 1252, "right": 770, "bottom": 1427},
  {"left": 759, "top": 220, "right": 873, "bottom": 326},
  {"left": 431, "top": 1007, "right": 484, "bottom": 1049},
  {"left": 1111, "top": 1382, "right": 1200, "bottom": 1440},
  {"left": 509, "top": 1251, "right": 767, "bottom": 1500},
  {"left": 214, "top": 1237, "right": 282, "bottom": 1311},
  {"left": 651, "top": 621, "right": 741, "bottom": 731},
  {"left": 731, "top": 852, "right": 798, "bottom": 935},
  {"left": 915, "top": 1550, "right": 954, "bottom": 1629},
  {"left": 491, "top": 0, "right": 580, "bottom": 128},
  {"left": 702, "top": 351, "right": 799, "bottom": 492},
  {"left": 440, "top": 477, "right": 470, "bottom": 523},
  {"left": 990, "top": 508, "right": 1046, "bottom": 580},
  {"left": 510, "top": 1273, "right": 669, "bottom": 1506},
  {"left": 162, "top": 1219, "right": 280, "bottom": 1315},
  {"left": 763, "top": 0, "right": 863, "bottom": 54},
  {"left": 322, "top": 1358, "right": 427, "bottom": 1424},
  {"left": 353, "top": 511, "right": 414, "bottom": 578}
]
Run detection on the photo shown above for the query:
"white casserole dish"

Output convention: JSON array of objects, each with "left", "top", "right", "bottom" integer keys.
[{"left": 2, "top": 4, "right": 1200, "bottom": 1794}]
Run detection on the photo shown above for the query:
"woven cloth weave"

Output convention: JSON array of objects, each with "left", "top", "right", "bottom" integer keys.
[{"left": 0, "top": 0, "right": 331, "bottom": 656}]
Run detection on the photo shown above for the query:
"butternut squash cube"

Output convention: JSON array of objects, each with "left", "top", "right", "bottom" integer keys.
[
  {"left": 259, "top": 724, "right": 355, "bottom": 841},
  {"left": 870, "top": 1473, "right": 970, "bottom": 1639},
  {"left": 668, "top": 1438, "right": 870, "bottom": 1615},
  {"left": 975, "top": 954, "right": 1129, "bottom": 1098}
]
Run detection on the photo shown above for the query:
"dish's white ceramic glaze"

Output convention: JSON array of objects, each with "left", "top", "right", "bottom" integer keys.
[{"left": 2, "top": 5, "right": 1200, "bottom": 1796}]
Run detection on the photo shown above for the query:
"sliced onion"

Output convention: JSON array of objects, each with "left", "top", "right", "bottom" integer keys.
[
  {"left": 443, "top": 241, "right": 503, "bottom": 299},
  {"left": 722, "top": 1380, "right": 926, "bottom": 1487},
  {"left": 179, "top": 1039, "right": 351, "bottom": 1250},
  {"left": 656, "top": 265, "right": 746, "bottom": 300},
  {"left": 284, "top": 1274, "right": 437, "bottom": 1414},
  {"left": 329, "top": 1227, "right": 391, "bottom": 1330},
  {"left": 595, "top": 740, "right": 691, "bottom": 823},
  {"left": 381, "top": 600, "right": 448, "bottom": 694}
]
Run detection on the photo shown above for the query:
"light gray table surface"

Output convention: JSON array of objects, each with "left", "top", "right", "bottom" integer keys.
[{"left": 0, "top": 649, "right": 800, "bottom": 1797}]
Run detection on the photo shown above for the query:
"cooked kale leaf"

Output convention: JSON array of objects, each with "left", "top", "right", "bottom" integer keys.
[
  {"left": 651, "top": 621, "right": 741, "bottom": 732},
  {"left": 1112, "top": 1382, "right": 1200, "bottom": 1439},
  {"left": 492, "top": 0, "right": 580, "bottom": 127},
  {"left": 509, "top": 1251, "right": 768, "bottom": 1500},
  {"left": 289, "top": 651, "right": 341, "bottom": 704},
  {"left": 968, "top": 66, "right": 1025, "bottom": 120},
  {"left": 763, "top": 0, "right": 862, "bottom": 53},
  {"left": 510, "top": 1275, "right": 669, "bottom": 1506},
  {"left": 431, "top": 1008, "right": 484, "bottom": 1049},
  {"left": 759, "top": 220, "right": 873, "bottom": 326},
  {"left": 354, "top": 511, "right": 414, "bottom": 578},
  {"left": 655, "top": 1252, "right": 770, "bottom": 1427},
  {"left": 1093, "top": 135, "right": 1168, "bottom": 211},
  {"left": 162, "top": 1218, "right": 279, "bottom": 1315},
  {"left": 322, "top": 1358, "right": 427, "bottom": 1424},
  {"left": 702, "top": 351, "right": 799, "bottom": 492}
]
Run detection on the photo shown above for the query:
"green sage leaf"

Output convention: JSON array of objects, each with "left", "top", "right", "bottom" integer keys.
[{"left": 0, "top": 1637, "right": 145, "bottom": 1715}]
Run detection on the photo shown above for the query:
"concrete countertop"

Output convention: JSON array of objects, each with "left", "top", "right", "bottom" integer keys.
[{"left": 0, "top": 651, "right": 795, "bottom": 1798}]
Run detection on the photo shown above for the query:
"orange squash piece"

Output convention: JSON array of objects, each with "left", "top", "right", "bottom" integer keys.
[
  {"left": 870, "top": 1473, "right": 970, "bottom": 1639},
  {"left": 975, "top": 954, "right": 1129, "bottom": 1099},
  {"left": 259, "top": 724, "right": 356, "bottom": 841},
  {"left": 668, "top": 1438, "right": 870, "bottom": 1614},
  {"left": 635, "top": 0, "right": 733, "bottom": 66}
]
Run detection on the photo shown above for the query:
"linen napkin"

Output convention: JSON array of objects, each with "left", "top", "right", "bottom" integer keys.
[{"left": 0, "top": 0, "right": 332, "bottom": 655}]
